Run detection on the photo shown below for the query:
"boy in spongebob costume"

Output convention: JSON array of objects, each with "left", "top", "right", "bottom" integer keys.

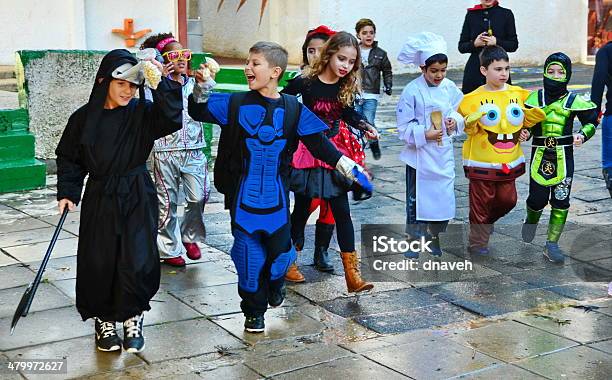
[{"left": 459, "top": 47, "right": 546, "bottom": 253}]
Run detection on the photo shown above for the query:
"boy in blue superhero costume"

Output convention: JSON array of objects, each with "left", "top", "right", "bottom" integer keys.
[{"left": 188, "top": 42, "right": 372, "bottom": 333}]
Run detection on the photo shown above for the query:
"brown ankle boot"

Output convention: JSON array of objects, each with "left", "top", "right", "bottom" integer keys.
[
  {"left": 340, "top": 251, "right": 373, "bottom": 293},
  {"left": 285, "top": 244, "right": 305, "bottom": 283},
  {"left": 285, "top": 262, "right": 305, "bottom": 282}
]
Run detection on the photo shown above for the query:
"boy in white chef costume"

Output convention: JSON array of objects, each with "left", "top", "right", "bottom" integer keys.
[{"left": 396, "top": 32, "right": 464, "bottom": 257}]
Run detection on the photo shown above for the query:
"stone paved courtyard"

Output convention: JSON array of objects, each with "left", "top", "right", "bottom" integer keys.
[{"left": 0, "top": 66, "right": 611, "bottom": 379}]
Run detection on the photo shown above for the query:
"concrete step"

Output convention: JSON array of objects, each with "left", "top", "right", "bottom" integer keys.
[
  {"left": 0, "top": 133, "right": 35, "bottom": 162},
  {"left": 0, "top": 78, "right": 17, "bottom": 92},
  {"left": 0, "top": 108, "right": 28, "bottom": 131},
  {"left": 0, "top": 107, "right": 46, "bottom": 192},
  {"left": 0, "top": 65, "right": 15, "bottom": 79},
  {"left": 0, "top": 158, "right": 46, "bottom": 193}
]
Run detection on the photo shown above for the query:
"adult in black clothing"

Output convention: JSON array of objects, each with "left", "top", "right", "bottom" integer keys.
[
  {"left": 458, "top": 0, "right": 518, "bottom": 94},
  {"left": 591, "top": 41, "right": 612, "bottom": 197},
  {"left": 56, "top": 49, "right": 183, "bottom": 352}
]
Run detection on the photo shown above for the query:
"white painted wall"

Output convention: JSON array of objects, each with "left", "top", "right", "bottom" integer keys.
[
  {"left": 0, "top": 0, "right": 589, "bottom": 69},
  {"left": 0, "top": 0, "right": 86, "bottom": 65},
  {"left": 83, "top": 0, "right": 178, "bottom": 51},
  {"left": 319, "top": 0, "right": 588, "bottom": 72},
  {"left": 0, "top": 0, "right": 177, "bottom": 65},
  {"left": 200, "top": 0, "right": 273, "bottom": 59},
  {"left": 199, "top": 0, "right": 588, "bottom": 70},
  {"left": 199, "top": 0, "right": 316, "bottom": 63}
]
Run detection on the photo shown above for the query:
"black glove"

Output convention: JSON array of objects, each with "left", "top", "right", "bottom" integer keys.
[{"left": 384, "top": 87, "right": 392, "bottom": 96}]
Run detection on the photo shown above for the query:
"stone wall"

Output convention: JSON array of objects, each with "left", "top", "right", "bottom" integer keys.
[
  {"left": 17, "top": 50, "right": 106, "bottom": 159},
  {"left": 17, "top": 50, "right": 220, "bottom": 161}
]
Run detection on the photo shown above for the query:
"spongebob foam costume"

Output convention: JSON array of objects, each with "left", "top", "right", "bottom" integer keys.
[{"left": 459, "top": 85, "right": 546, "bottom": 249}]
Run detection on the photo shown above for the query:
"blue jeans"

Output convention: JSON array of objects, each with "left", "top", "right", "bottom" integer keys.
[
  {"left": 603, "top": 115, "right": 612, "bottom": 169},
  {"left": 603, "top": 115, "right": 612, "bottom": 197},
  {"left": 354, "top": 98, "right": 378, "bottom": 129}
]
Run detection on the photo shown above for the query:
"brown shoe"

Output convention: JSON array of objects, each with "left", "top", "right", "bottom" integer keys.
[
  {"left": 340, "top": 251, "right": 373, "bottom": 293},
  {"left": 284, "top": 262, "right": 305, "bottom": 283}
]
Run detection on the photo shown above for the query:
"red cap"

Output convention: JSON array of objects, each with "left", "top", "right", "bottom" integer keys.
[{"left": 307, "top": 25, "right": 336, "bottom": 38}]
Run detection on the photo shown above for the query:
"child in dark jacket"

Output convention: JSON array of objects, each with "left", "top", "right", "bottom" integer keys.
[{"left": 354, "top": 18, "right": 392, "bottom": 160}]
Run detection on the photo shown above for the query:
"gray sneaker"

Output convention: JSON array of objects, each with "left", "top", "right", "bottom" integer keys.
[{"left": 544, "top": 241, "right": 566, "bottom": 264}]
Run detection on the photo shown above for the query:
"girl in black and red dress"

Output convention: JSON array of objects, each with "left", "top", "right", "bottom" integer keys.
[
  {"left": 283, "top": 25, "right": 338, "bottom": 280},
  {"left": 283, "top": 31, "right": 377, "bottom": 293}
]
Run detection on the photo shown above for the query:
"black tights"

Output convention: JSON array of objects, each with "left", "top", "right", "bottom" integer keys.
[{"left": 291, "top": 193, "right": 355, "bottom": 252}]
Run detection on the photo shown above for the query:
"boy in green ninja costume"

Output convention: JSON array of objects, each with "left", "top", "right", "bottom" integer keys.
[{"left": 521, "top": 52, "right": 598, "bottom": 263}]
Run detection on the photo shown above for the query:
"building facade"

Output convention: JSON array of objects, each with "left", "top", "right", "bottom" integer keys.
[
  {"left": 0, "top": 0, "right": 179, "bottom": 65},
  {"left": 1, "top": 0, "right": 600, "bottom": 71}
]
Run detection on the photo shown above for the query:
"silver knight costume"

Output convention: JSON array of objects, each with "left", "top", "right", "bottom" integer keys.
[{"left": 152, "top": 75, "right": 210, "bottom": 258}]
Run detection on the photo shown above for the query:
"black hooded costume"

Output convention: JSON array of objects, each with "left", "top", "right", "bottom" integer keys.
[{"left": 55, "top": 49, "right": 183, "bottom": 321}]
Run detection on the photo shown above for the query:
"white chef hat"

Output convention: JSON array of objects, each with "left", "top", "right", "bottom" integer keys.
[{"left": 397, "top": 32, "right": 448, "bottom": 66}]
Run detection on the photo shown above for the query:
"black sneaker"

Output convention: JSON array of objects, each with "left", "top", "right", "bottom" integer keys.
[
  {"left": 269, "top": 283, "right": 286, "bottom": 308},
  {"left": 429, "top": 235, "right": 442, "bottom": 257},
  {"left": 94, "top": 318, "right": 122, "bottom": 352},
  {"left": 370, "top": 140, "right": 382, "bottom": 160},
  {"left": 244, "top": 315, "right": 265, "bottom": 333},
  {"left": 123, "top": 314, "right": 145, "bottom": 353},
  {"left": 603, "top": 168, "right": 612, "bottom": 198}
]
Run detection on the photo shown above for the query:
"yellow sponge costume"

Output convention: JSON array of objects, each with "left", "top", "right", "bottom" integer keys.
[
  {"left": 458, "top": 84, "right": 546, "bottom": 250},
  {"left": 459, "top": 85, "right": 545, "bottom": 180}
]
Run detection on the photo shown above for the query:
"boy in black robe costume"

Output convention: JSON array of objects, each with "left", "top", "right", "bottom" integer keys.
[{"left": 55, "top": 49, "right": 182, "bottom": 353}]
